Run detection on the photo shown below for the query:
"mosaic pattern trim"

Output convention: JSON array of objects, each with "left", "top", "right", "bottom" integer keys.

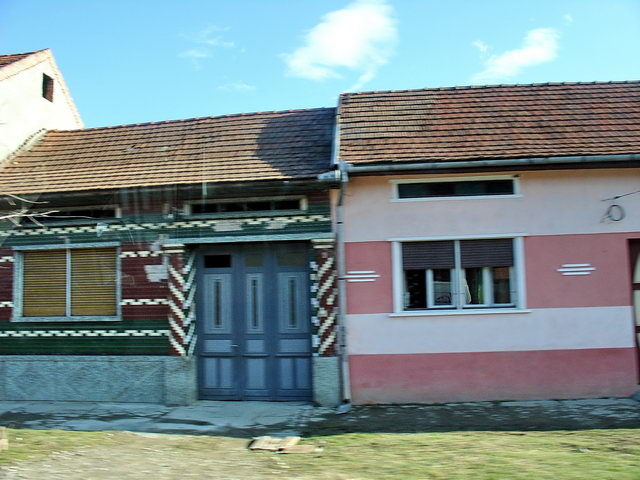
[
  {"left": 165, "top": 245, "right": 197, "bottom": 356},
  {"left": 120, "top": 298, "right": 168, "bottom": 306},
  {"left": 0, "top": 215, "right": 330, "bottom": 237},
  {"left": 120, "top": 250, "right": 162, "bottom": 258},
  {"left": 0, "top": 329, "right": 169, "bottom": 338},
  {"left": 311, "top": 239, "right": 338, "bottom": 357}
]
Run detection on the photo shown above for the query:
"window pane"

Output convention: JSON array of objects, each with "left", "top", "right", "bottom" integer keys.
[
  {"left": 404, "top": 270, "right": 426, "bottom": 309},
  {"left": 432, "top": 269, "right": 453, "bottom": 306},
  {"left": 398, "top": 180, "right": 514, "bottom": 199},
  {"left": 23, "top": 249, "right": 67, "bottom": 316},
  {"left": 492, "top": 267, "right": 512, "bottom": 304},
  {"left": 273, "top": 199, "right": 300, "bottom": 210},
  {"left": 204, "top": 255, "right": 231, "bottom": 268},
  {"left": 464, "top": 268, "right": 485, "bottom": 305}
]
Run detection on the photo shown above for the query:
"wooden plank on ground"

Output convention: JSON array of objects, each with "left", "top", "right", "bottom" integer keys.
[
  {"left": 248, "top": 436, "right": 300, "bottom": 451},
  {"left": 0, "top": 427, "right": 7, "bottom": 450}
]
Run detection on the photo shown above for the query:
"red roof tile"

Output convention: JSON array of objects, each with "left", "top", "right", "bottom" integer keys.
[
  {"left": 338, "top": 81, "right": 640, "bottom": 165},
  {"left": 0, "top": 108, "right": 335, "bottom": 194},
  {"left": 0, "top": 51, "right": 40, "bottom": 68}
]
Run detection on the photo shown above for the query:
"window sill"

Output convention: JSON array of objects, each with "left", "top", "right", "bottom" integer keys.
[
  {"left": 390, "top": 308, "right": 532, "bottom": 317},
  {"left": 391, "top": 194, "right": 522, "bottom": 203},
  {"left": 12, "top": 316, "right": 121, "bottom": 323}
]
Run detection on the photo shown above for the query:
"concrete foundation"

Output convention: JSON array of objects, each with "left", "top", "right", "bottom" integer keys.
[
  {"left": 312, "top": 356, "right": 342, "bottom": 407},
  {"left": 0, "top": 355, "right": 197, "bottom": 405}
]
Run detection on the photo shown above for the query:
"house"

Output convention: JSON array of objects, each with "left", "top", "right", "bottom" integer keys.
[
  {"left": 335, "top": 81, "right": 640, "bottom": 404},
  {"left": 1, "top": 49, "right": 638, "bottom": 407},
  {"left": 0, "top": 49, "right": 82, "bottom": 161},
  {"left": 0, "top": 108, "right": 341, "bottom": 406}
]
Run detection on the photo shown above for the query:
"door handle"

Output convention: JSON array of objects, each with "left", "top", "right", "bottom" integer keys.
[{"left": 231, "top": 344, "right": 239, "bottom": 348}]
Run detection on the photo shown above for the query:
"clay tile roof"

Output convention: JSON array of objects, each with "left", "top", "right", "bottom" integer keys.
[
  {"left": 338, "top": 81, "right": 640, "bottom": 165},
  {"left": 0, "top": 50, "right": 41, "bottom": 68},
  {"left": 0, "top": 107, "right": 336, "bottom": 194}
]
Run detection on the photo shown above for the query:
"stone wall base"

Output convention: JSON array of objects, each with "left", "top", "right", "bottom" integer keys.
[
  {"left": 0, "top": 355, "right": 197, "bottom": 405},
  {"left": 312, "top": 356, "right": 342, "bottom": 407}
]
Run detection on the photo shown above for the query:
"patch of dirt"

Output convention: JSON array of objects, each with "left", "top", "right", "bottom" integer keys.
[{"left": 0, "top": 432, "right": 295, "bottom": 480}]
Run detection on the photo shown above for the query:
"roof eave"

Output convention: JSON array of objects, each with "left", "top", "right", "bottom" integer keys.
[{"left": 344, "top": 153, "right": 640, "bottom": 175}]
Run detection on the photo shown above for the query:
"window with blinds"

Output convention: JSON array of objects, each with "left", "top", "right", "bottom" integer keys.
[
  {"left": 21, "top": 247, "right": 118, "bottom": 318},
  {"left": 402, "top": 239, "right": 516, "bottom": 311}
]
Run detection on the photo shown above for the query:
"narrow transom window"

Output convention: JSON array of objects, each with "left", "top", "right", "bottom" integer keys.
[
  {"left": 188, "top": 197, "right": 304, "bottom": 215},
  {"left": 397, "top": 179, "right": 515, "bottom": 199},
  {"left": 402, "top": 239, "right": 516, "bottom": 311}
]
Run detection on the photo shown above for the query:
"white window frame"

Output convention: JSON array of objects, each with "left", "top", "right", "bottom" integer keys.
[
  {"left": 12, "top": 242, "right": 122, "bottom": 323},
  {"left": 391, "top": 234, "right": 528, "bottom": 316},
  {"left": 390, "top": 175, "right": 521, "bottom": 202}
]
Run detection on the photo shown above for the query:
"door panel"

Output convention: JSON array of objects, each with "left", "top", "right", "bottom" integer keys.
[{"left": 198, "top": 242, "right": 311, "bottom": 401}]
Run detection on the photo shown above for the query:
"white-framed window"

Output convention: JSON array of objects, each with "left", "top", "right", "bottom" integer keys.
[
  {"left": 184, "top": 196, "right": 307, "bottom": 216},
  {"left": 392, "top": 175, "right": 519, "bottom": 201},
  {"left": 13, "top": 244, "right": 120, "bottom": 322},
  {"left": 399, "top": 238, "right": 520, "bottom": 311}
]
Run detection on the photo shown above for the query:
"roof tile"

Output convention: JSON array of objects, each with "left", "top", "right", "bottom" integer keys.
[
  {"left": 338, "top": 81, "right": 640, "bottom": 165},
  {"left": 0, "top": 108, "right": 335, "bottom": 194}
]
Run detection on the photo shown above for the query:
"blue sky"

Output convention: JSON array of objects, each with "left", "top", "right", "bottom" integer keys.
[{"left": 2, "top": 0, "right": 639, "bottom": 128}]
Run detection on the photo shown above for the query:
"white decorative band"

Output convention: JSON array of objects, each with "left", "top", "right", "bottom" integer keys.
[
  {"left": 0, "top": 301, "right": 13, "bottom": 308},
  {"left": 0, "top": 256, "right": 14, "bottom": 263},
  {"left": 557, "top": 263, "right": 596, "bottom": 276},
  {"left": 120, "top": 298, "right": 169, "bottom": 306},
  {"left": 120, "top": 251, "right": 162, "bottom": 258},
  {"left": 0, "top": 329, "right": 169, "bottom": 338}
]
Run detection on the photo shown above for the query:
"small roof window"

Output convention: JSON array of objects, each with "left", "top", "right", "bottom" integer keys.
[{"left": 42, "top": 73, "right": 54, "bottom": 102}]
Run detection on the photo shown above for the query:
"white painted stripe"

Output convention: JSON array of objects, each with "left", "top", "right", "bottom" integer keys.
[
  {"left": 558, "top": 267, "right": 595, "bottom": 272},
  {"left": 344, "top": 274, "right": 380, "bottom": 279},
  {"left": 347, "top": 278, "right": 377, "bottom": 283},
  {"left": 347, "top": 270, "right": 376, "bottom": 275},
  {"left": 561, "top": 271, "right": 592, "bottom": 276},
  {"left": 561, "top": 264, "right": 592, "bottom": 268},
  {"left": 346, "top": 306, "right": 635, "bottom": 355}
]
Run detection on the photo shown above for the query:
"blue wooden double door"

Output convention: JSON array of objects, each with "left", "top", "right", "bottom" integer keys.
[{"left": 197, "top": 242, "right": 312, "bottom": 401}]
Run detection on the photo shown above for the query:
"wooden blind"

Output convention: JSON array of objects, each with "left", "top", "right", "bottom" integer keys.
[
  {"left": 402, "top": 241, "right": 455, "bottom": 269},
  {"left": 22, "top": 249, "right": 67, "bottom": 317},
  {"left": 460, "top": 239, "right": 513, "bottom": 268},
  {"left": 70, "top": 247, "right": 117, "bottom": 316}
]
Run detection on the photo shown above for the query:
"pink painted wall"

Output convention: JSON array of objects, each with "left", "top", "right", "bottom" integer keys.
[
  {"left": 525, "top": 233, "right": 637, "bottom": 309},
  {"left": 343, "top": 169, "right": 640, "bottom": 243},
  {"left": 346, "top": 307, "right": 635, "bottom": 355},
  {"left": 340, "top": 168, "right": 640, "bottom": 404},
  {"left": 344, "top": 242, "right": 393, "bottom": 314},
  {"left": 349, "top": 348, "right": 638, "bottom": 404},
  {"left": 344, "top": 233, "right": 640, "bottom": 315}
]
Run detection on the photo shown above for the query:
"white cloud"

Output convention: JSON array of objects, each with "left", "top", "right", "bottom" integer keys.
[
  {"left": 283, "top": 0, "right": 397, "bottom": 91},
  {"left": 563, "top": 13, "right": 574, "bottom": 23},
  {"left": 179, "top": 25, "right": 234, "bottom": 65},
  {"left": 217, "top": 82, "right": 257, "bottom": 92},
  {"left": 180, "top": 48, "right": 211, "bottom": 59},
  {"left": 472, "top": 40, "right": 488, "bottom": 54},
  {"left": 472, "top": 28, "right": 559, "bottom": 83},
  {"left": 187, "top": 25, "right": 234, "bottom": 48}
]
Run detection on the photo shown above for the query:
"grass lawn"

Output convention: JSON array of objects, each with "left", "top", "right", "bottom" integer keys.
[{"left": 1, "top": 428, "right": 639, "bottom": 479}]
